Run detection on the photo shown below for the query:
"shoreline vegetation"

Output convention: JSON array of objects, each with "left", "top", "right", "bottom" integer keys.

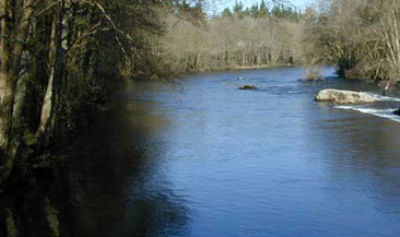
[
  {"left": 176, "top": 63, "right": 301, "bottom": 74},
  {"left": 225, "top": 64, "right": 300, "bottom": 71}
]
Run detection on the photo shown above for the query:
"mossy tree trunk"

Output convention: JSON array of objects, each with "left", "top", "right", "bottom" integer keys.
[{"left": 0, "top": 0, "right": 36, "bottom": 184}]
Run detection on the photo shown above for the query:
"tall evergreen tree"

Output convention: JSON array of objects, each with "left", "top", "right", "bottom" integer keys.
[
  {"left": 260, "top": 0, "right": 269, "bottom": 17},
  {"left": 250, "top": 3, "right": 260, "bottom": 18},
  {"left": 233, "top": 0, "right": 244, "bottom": 17}
]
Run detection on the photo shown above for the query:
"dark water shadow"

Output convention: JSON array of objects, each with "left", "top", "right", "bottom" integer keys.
[{"left": 0, "top": 89, "right": 189, "bottom": 237}]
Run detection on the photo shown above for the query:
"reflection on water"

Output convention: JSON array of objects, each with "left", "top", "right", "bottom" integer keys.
[
  {"left": 64, "top": 90, "right": 190, "bottom": 237},
  {"left": 2, "top": 66, "right": 400, "bottom": 236}
]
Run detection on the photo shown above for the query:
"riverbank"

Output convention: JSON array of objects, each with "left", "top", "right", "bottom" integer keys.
[{"left": 158, "top": 63, "right": 307, "bottom": 81}]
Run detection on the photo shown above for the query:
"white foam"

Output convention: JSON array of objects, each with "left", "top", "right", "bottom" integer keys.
[
  {"left": 366, "top": 93, "right": 400, "bottom": 102},
  {"left": 334, "top": 105, "right": 400, "bottom": 123}
]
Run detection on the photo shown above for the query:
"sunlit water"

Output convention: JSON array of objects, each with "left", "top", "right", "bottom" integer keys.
[{"left": 8, "top": 67, "right": 400, "bottom": 236}]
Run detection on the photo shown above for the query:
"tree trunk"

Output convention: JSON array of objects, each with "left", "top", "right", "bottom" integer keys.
[
  {"left": 0, "top": 0, "right": 37, "bottom": 184},
  {"left": 38, "top": 0, "right": 64, "bottom": 141},
  {"left": 0, "top": 0, "right": 11, "bottom": 149}
]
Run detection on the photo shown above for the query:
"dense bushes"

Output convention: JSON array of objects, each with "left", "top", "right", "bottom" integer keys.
[{"left": 308, "top": 0, "right": 400, "bottom": 90}]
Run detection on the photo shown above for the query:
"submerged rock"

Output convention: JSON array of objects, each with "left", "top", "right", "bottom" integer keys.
[
  {"left": 316, "top": 89, "right": 376, "bottom": 104},
  {"left": 239, "top": 84, "right": 257, "bottom": 90},
  {"left": 302, "top": 76, "right": 324, "bottom": 82},
  {"left": 394, "top": 108, "right": 400, "bottom": 116},
  {"left": 303, "top": 67, "right": 324, "bottom": 81}
]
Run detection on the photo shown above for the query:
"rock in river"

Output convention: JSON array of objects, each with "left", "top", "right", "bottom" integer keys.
[
  {"left": 394, "top": 108, "right": 400, "bottom": 116},
  {"left": 315, "top": 89, "right": 376, "bottom": 104},
  {"left": 239, "top": 85, "right": 257, "bottom": 90}
]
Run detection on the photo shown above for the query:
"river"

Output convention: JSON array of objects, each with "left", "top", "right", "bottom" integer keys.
[{"left": 4, "top": 66, "right": 400, "bottom": 236}]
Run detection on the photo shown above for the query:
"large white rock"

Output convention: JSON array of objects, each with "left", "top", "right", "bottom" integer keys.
[{"left": 316, "top": 89, "right": 376, "bottom": 104}]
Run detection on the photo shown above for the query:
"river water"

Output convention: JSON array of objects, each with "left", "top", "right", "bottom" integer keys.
[{"left": 5, "top": 67, "right": 400, "bottom": 236}]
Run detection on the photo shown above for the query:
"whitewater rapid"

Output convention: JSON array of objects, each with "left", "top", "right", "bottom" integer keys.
[{"left": 334, "top": 92, "right": 400, "bottom": 123}]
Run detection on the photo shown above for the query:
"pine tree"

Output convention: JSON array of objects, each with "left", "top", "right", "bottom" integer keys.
[
  {"left": 260, "top": 0, "right": 269, "bottom": 18},
  {"left": 222, "top": 7, "right": 233, "bottom": 18},
  {"left": 233, "top": 0, "right": 244, "bottom": 18},
  {"left": 250, "top": 3, "right": 260, "bottom": 18}
]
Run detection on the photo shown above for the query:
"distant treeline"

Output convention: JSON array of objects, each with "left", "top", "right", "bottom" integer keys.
[
  {"left": 147, "top": 0, "right": 312, "bottom": 75},
  {"left": 222, "top": 0, "right": 300, "bottom": 21}
]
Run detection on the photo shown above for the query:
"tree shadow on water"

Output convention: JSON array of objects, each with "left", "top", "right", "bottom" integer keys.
[{"left": 0, "top": 92, "right": 190, "bottom": 237}]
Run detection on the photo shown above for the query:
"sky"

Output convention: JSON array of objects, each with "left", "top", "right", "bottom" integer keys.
[{"left": 209, "top": 0, "right": 316, "bottom": 14}]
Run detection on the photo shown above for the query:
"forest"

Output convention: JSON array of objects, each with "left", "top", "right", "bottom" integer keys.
[{"left": 1, "top": 0, "right": 400, "bottom": 235}]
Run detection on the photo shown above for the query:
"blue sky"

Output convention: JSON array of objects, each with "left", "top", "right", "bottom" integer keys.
[{"left": 211, "top": 0, "right": 316, "bottom": 13}]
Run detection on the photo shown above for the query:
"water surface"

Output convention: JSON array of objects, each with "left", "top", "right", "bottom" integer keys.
[{"left": 18, "top": 67, "right": 400, "bottom": 236}]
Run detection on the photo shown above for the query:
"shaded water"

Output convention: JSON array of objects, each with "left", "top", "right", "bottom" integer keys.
[{"left": 4, "top": 67, "right": 400, "bottom": 236}]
